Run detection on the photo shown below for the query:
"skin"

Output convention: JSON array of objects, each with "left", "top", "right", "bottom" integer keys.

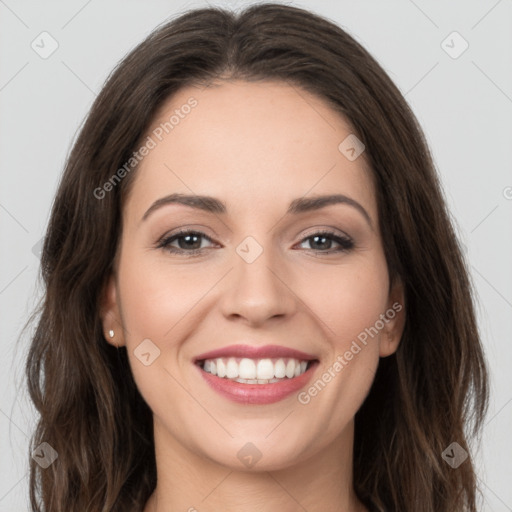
[{"left": 100, "top": 80, "right": 405, "bottom": 512}]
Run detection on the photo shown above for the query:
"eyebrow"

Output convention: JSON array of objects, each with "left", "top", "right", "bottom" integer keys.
[{"left": 141, "top": 193, "right": 373, "bottom": 229}]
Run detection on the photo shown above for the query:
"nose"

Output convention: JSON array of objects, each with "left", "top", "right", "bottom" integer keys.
[{"left": 219, "top": 243, "right": 297, "bottom": 327}]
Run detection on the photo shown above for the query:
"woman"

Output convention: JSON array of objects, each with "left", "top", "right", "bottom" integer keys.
[{"left": 25, "top": 3, "right": 489, "bottom": 511}]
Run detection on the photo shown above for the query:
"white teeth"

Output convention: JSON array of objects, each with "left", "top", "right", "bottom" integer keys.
[
  {"left": 234, "top": 377, "right": 281, "bottom": 384},
  {"left": 200, "top": 357, "right": 312, "bottom": 381},
  {"left": 274, "top": 359, "right": 286, "bottom": 378},
  {"left": 239, "top": 358, "right": 256, "bottom": 379},
  {"left": 217, "top": 359, "right": 226, "bottom": 378},
  {"left": 226, "top": 358, "right": 238, "bottom": 378},
  {"left": 285, "top": 359, "right": 295, "bottom": 378},
  {"left": 256, "top": 359, "right": 274, "bottom": 380}
]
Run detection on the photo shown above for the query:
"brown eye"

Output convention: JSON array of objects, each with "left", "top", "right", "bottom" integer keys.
[
  {"left": 298, "top": 231, "right": 354, "bottom": 253},
  {"left": 157, "top": 230, "right": 216, "bottom": 255}
]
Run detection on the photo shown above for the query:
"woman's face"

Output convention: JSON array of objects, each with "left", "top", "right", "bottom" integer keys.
[{"left": 102, "top": 80, "right": 404, "bottom": 471}]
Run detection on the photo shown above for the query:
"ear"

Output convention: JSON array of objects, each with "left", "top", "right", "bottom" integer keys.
[
  {"left": 379, "top": 276, "right": 406, "bottom": 358},
  {"left": 99, "top": 274, "right": 125, "bottom": 347}
]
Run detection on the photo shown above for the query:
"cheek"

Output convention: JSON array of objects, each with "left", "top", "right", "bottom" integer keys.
[
  {"left": 116, "top": 249, "right": 223, "bottom": 404},
  {"left": 118, "top": 250, "right": 212, "bottom": 340},
  {"left": 298, "top": 257, "right": 390, "bottom": 346},
  {"left": 296, "top": 254, "right": 389, "bottom": 416},
  {"left": 296, "top": 264, "right": 388, "bottom": 432}
]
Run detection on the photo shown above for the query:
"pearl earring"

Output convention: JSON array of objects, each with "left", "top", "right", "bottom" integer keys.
[{"left": 108, "top": 329, "right": 115, "bottom": 338}]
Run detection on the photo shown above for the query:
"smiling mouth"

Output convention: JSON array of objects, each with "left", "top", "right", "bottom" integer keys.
[{"left": 196, "top": 357, "right": 318, "bottom": 384}]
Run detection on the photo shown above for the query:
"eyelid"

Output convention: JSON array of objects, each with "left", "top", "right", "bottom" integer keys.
[
  {"left": 155, "top": 225, "right": 219, "bottom": 244},
  {"left": 298, "top": 225, "right": 351, "bottom": 240},
  {"left": 155, "top": 229, "right": 218, "bottom": 249}
]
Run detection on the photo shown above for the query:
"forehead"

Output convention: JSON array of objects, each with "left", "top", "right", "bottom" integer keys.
[{"left": 124, "top": 80, "right": 376, "bottom": 224}]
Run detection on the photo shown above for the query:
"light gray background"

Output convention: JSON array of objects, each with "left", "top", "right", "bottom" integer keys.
[{"left": 1, "top": 1, "right": 511, "bottom": 510}]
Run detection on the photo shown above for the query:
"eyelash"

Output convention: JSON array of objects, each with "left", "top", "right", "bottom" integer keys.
[{"left": 156, "top": 229, "right": 354, "bottom": 256}]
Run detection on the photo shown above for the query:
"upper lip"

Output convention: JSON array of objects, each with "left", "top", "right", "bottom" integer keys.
[{"left": 194, "top": 344, "right": 318, "bottom": 362}]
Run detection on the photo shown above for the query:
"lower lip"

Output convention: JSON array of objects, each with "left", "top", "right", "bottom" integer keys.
[{"left": 195, "top": 361, "right": 319, "bottom": 405}]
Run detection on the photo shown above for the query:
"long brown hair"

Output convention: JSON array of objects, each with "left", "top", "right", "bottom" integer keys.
[{"left": 25, "top": 3, "right": 489, "bottom": 511}]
